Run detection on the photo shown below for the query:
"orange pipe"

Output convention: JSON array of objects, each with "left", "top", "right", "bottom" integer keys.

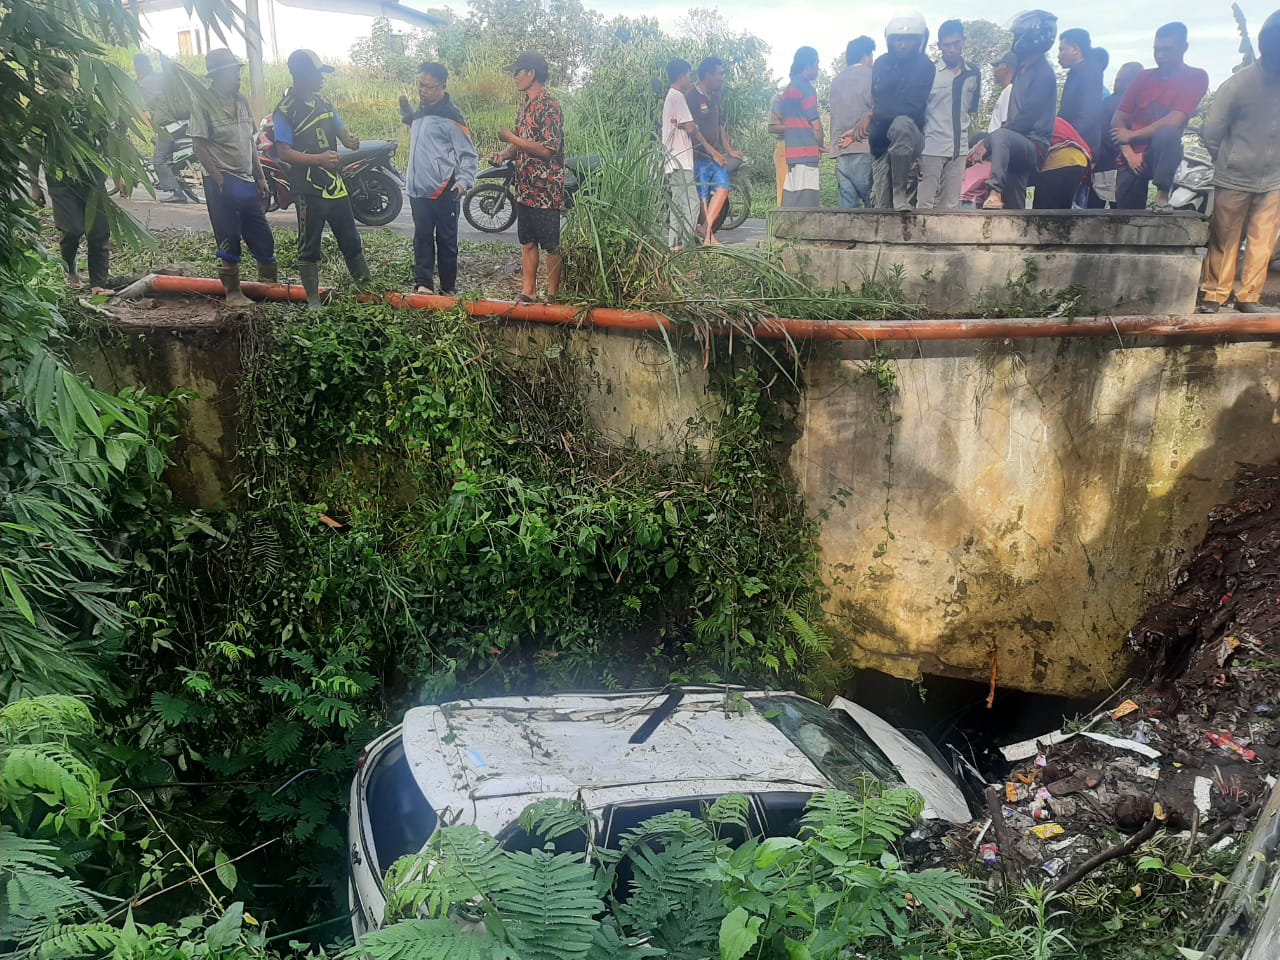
[{"left": 138, "top": 275, "right": 1280, "bottom": 341}]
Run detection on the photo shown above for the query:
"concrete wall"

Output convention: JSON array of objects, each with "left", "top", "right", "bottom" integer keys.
[
  {"left": 797, "top": 336, "right": 1280, "bottom": 696},
  {"left": 77, "top": 314, "right": 1280, "bottom": 697},
  {"left": 772, "top": 209, "right": 1210, "bottom": 316}
]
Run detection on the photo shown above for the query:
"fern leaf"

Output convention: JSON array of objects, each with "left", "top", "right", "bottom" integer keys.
[
  {"left": 342, "top": 919, "right": 497, "bottom": 960},
  {"left": 0, "top": 831, "right": 104, "bottom": 947},
  {"left": 782, "top": 607, "right": 832, "bottom": 656},
  {"left": 0, "top": 696, "right": 94, "bottom": 743},
  {"left": 384, "top": 827, "right": 508, "bottom": 921},
  {"left": 518, "top": 798, "right": 595, "bottom": 843},
  {"left": 491, "top": 849, "right": 602, "bottom": 960},
  {"left": 703, "top": 794, "right": 751, "bottom": 835},
  {"left": 1, "top": 743, "right": 100, "bottom": 821}
]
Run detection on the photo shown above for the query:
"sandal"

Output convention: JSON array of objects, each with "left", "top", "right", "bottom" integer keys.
[
  {"left": 513, "top": 293, "right": 538, "bottom": 305},
  {"left": 982, "top": 193, "right": 1004, "bottom": 210},
  {"left": 415, "top": 285, "right": 434, "bottom": 295},
  {"left": 1151, "top": 202, "right": 1174, "bottom": 213}
]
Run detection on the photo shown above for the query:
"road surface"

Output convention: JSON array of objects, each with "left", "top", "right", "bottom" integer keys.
[{"left": 116, "top": 188, "right": 769, "bottom": 246}]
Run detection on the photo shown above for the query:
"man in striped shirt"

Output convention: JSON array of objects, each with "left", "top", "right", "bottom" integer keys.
[{"left": 780, "top": 46, "right": 824, "bottom": 208}]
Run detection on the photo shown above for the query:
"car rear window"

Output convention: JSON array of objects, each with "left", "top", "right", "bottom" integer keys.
[
  {"left": 752, "top": 695, "right": 900, "bottom": 789},
  {"left": 365, "top": 739, "right": 437, "bottom": 876}
]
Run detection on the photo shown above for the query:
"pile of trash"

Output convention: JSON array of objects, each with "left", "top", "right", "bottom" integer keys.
[{"left": 946, "top": 464, "right": 1280, "bottom": 889}]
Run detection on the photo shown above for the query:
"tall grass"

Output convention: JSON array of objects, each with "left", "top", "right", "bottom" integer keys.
[{"left": 562, "top": 101, "right": 914, "bottom": 325}]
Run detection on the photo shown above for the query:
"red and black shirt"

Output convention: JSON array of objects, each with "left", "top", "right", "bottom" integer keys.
[{"left": 514, "top": 90, "right": 565, "bottom": 210}]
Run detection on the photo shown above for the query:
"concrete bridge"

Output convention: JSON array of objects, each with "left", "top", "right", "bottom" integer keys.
[{"left": 81, "top": 209, "right": 1280, "bottom": 698}]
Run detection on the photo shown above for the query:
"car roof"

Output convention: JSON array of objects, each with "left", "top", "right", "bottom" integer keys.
[{"left": 400, "top": 690, "right": 833, "bottom": 830}]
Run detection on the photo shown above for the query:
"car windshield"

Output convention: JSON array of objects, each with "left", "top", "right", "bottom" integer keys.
[{"left": 751, "top": 695, "right": 900, "bottom": 789}]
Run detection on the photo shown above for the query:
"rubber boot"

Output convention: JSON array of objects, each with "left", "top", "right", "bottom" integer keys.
[
  {"left": 299, "top": 262, "right": 323, "bottom": 311},
  {"left": 219, "top": 261, "right": 253, "bottom": 307},
  {"left": 257, "top": 260, "right": 279, "bottom": 284},
  {"left": 347, "top": 253, "right": 371, "bottom": 287}
]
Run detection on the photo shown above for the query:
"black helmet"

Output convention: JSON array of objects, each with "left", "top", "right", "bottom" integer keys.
[
  {"left": 1008, "top": 9, "right": 1058, "bottom": 57},
  {"left": 1260, "top": 10, "right": 1280, "bottom": 62}
]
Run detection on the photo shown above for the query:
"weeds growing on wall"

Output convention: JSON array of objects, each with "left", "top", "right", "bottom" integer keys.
[{"left": 92, "top": 301, "right": 832, "bottom": 919}]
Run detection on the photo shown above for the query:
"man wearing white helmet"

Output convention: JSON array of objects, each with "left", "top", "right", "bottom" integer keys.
[
  {"left": 866, "top": 10, "right": 936, "bottom": 209},
  {"left": 968, "top": 10, "right": 1058, "bottom": 209}
]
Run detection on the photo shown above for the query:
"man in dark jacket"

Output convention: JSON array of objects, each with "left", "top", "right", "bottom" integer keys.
[
  {"left": 969, "top": 9, "right": 1058, "bottom": 209},
  {"left": 273, "top": 49, "right": 371, "bottom": 309},
  {"left": 866, "top": 11, "right": 935, "bottom": 209},
  {"left": 1057, "top": 29, "right": 1108, "bottom": 156},
  {"left": 1198, "top": 11, "right": 1280, "bottom": 313},
  {"left": 399, "top": 62, "right": 478, "bottom": 295}
]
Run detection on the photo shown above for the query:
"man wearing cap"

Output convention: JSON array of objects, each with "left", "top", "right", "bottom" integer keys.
[
  {"left": 191, "top": 48, "right": 277, "bottom": 305},
  {"left": 492, "top": 51, "right": 565, "bottom": 302},
  {"left": 273, "top": 49, "right": 370, "bottom": 308}
]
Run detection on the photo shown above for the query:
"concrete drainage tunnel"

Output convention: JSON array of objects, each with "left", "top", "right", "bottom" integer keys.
[{"left": 92, "top": 237, "right": 1280, "bottom": 957}]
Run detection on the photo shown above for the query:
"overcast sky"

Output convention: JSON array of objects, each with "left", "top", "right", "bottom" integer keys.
[
  {"left": 595, "top": 1, "right": 1259, "bottom": 88},
  {"left": 142, "top": 1, "right": 1262, "bottom": 91}
]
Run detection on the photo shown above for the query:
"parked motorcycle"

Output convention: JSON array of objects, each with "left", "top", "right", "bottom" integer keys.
[
  {"left": 257, "top": 119, "right": 404, "bottom": 226},
  {"left": 1170, "top": 149, "right": 1214, "bottom": 215},
  {"left": 107, "top": 120, "right": 204, "bottom": 203},
  {"left": 462, "top": 156, "right": 600, "bottom": 233}
]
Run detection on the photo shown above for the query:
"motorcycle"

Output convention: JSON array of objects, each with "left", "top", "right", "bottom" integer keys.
[
  {"left": 107, "top": 120, "right": 204, "bottom": 203},
  {"left": 462, "top": 154, "right": 752, "bottom": 234},
  {"left": 462, "top": 156, "right": 600, "bottom": 233},
  {"left": 1170, "top": 149, "right": 1214, "bottom": 215},
  {"left": 257, "top": 119, "right": 405, "bottom": 227}
]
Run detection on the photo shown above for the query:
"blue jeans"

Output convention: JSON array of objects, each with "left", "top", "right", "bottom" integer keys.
[
  {"left": 835, "top": 153, "right": 873, "bottom": 208},
  {"left": 203, "top": 176, "right": 275, "bottom": 265}
]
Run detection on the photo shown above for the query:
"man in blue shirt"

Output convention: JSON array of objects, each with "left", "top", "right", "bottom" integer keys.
[{"left": 272, "top": 49, "right": 370, "bottom": 308}]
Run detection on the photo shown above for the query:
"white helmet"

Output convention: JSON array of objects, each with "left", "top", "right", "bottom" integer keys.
[{"left": 885, "top": 9, "right": 928, "bottom": 42}]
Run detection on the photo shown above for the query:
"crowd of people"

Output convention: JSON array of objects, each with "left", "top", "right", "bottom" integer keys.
[
  {"left": 34, "top": 8, "right": 1280, "bottom": 314},
  {"left": 750, "top": 8, "right": 1280, "bottom": 311}
]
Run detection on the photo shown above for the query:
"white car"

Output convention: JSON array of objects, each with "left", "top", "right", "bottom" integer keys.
[{"left": 347, "top": 686, "right": 971, "bottom": 936}]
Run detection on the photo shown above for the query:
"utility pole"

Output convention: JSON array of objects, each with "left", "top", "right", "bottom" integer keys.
[{"left": 244, "top": 0, "right": 267, "bottom": 119}]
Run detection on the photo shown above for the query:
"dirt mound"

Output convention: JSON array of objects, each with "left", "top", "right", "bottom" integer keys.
[{"left": 960, "top": 463, "right": 1280, "bottom": 884}]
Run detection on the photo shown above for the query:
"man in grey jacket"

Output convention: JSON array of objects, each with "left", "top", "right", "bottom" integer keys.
[
  {"left": 400, "top": 62, "right": 479, "bottom": 295},
  {"left": 918, "top": 20, "right": 980, "bottom": 209},
  {"left": 1198, "top": 11, "right": 1280, "bottom": 313}
]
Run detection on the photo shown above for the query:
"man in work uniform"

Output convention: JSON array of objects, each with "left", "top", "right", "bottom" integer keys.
[
  {"left": 191, "top": 48, "right": 277, "bottom": 305},
  {"left": 272, "top": 49, "right": 370, "bottom": 308},
  {"left": 1197, "top": 11, "right": 1280, "bottom": 314}
]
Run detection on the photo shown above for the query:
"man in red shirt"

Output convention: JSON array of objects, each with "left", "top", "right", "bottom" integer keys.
[
  {"left": 493, "top": 51, "right": 565, "bottom": 301},
  {"left": 1111, "top": 22, "right": 1208, "bottom": 211}
]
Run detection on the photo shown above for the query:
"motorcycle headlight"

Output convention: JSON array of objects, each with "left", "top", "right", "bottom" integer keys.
[{"left": 1180, "top": 166, "right": 1213, "bottom": 189}]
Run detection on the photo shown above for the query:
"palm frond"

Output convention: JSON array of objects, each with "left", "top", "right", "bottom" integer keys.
[
  {"left": 341, "top": 919, "right": 500, "bottom": 960},
  {"left": 0, "top": 831, "right": 104, "bottom": 948}
]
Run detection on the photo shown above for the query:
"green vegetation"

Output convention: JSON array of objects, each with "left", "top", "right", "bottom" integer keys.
[
  {"left": 358, "top": 785, "right": 998, "bottom": 960},
  {"left": 1, "top": 2, "right": 1261, "bottom": 960}
]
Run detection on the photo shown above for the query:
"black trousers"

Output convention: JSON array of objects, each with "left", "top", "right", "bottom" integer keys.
[
  {"left": 49, "top": 176, "right": 110, "bottom": 287},
  {"left": 295, "top": 192, "right": 363, "bottom": 267},
  {"left": 1031, "top": 166, "right": 1086, "bottom": 209},
  {"left": 1115, "top": 126, "right": 1184, "bottom": 209},
  {"left": 409, "top": 193, "right": 460, "bottom": 293},
  {"left": 988, "top": 128, "right": 1041, "bottom": 210},
  {"left": 204, "top": 176, "right": 275, "bottom": 265}
]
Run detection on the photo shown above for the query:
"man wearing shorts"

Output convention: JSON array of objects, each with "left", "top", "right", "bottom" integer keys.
[
  {"left": 685, "top": 57, "right": 743, "bottom": 245},
  {"left": 494, "top": 51, "right": 565, "bottom": 301}
]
